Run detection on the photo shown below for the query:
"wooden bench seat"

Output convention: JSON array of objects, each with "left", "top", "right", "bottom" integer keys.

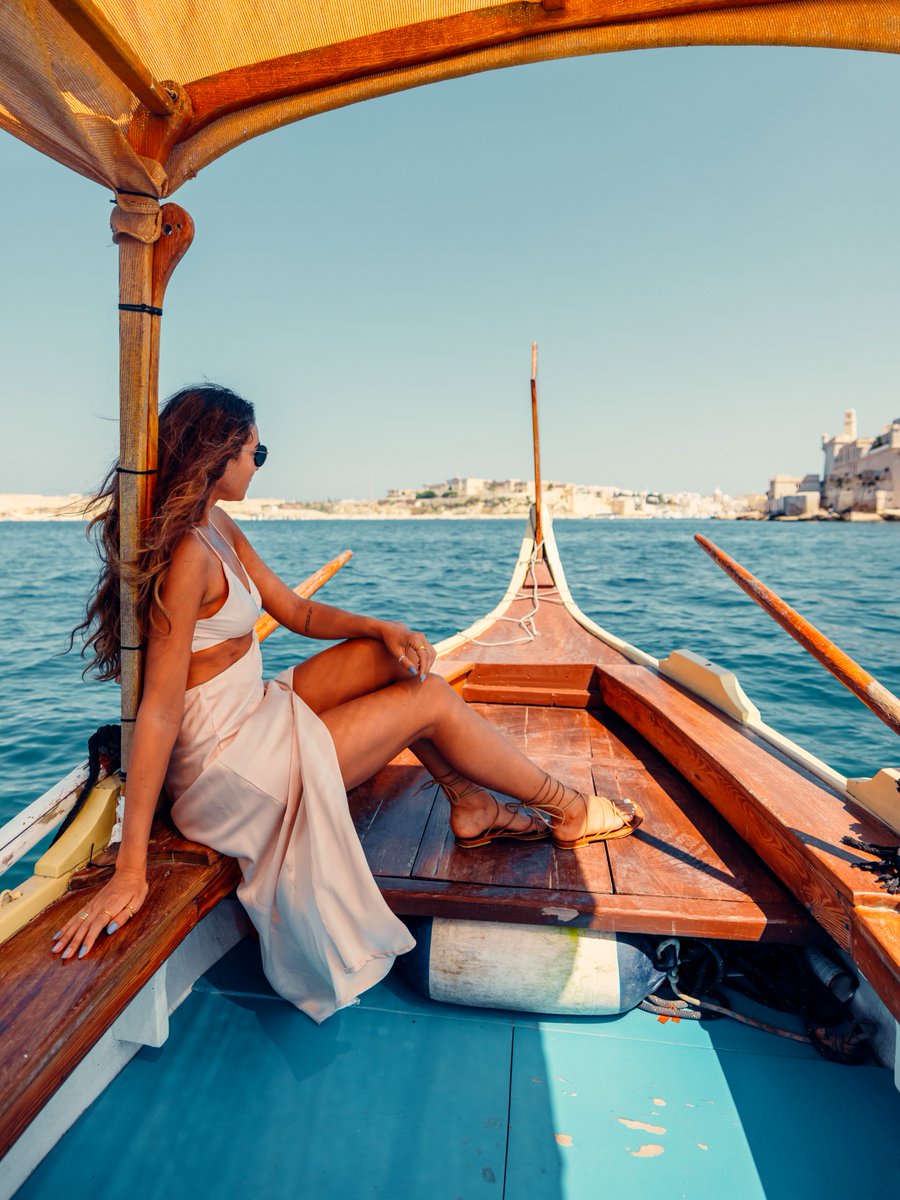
[{"left": 0, "top": 823, "right": 240, "bottom": 1158}]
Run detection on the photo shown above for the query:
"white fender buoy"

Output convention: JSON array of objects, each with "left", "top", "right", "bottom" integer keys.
[{"left": 399, "top": 918, "right": 664, "bottom": 1015}]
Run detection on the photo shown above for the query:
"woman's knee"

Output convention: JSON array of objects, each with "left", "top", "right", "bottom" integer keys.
[{"left": 418, "top": 673, "right": 457, "bottom": 720}]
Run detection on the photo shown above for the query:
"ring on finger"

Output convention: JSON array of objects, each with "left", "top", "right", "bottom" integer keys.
[
  {"left": 79, "top": 911, "right": 90, "bottom": 921},
  {"left": 102, "top": 909, "right": 113, "bottom": 919},
  {"left": 127, "top": 905, "right": 135, "bottom": 916}
]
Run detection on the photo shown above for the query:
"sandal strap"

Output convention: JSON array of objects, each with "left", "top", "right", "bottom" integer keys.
[
  {"left": 419, "top": 771, "right": 483, "bottom": 806},
  {"left": 525, "top": 773, "right": 580, "bottom": 827},
  {"left": 527, "top": 773, "right": 630, "bottom": 840},
  {"left": 423, "top": 774, "right": 546, "bottom": 838}
]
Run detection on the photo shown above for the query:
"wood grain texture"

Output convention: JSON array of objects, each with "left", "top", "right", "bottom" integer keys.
[
  {"left": 454, "top": 574, "right": 624, "bottom": 665},
  {"left": 850, "top": 908, "right": 900, "bottom": 1025},
  {"left": 117, "top": 232, "right": 155, "bottom": 765},
  {"left": 599, "top": 663, "right": 900, "bottom": 966},
  {"left": 377, "top": 876, "right": 809, "bottom": 941},
  {"left": 0, "top": 818, "right": 239, "bottom": 1157},
  {"left": 346, "top": 696, "right": 810, "bottom": 944},
  {"left": 696, "top": 534, "right": 900, "bottom": 736}
]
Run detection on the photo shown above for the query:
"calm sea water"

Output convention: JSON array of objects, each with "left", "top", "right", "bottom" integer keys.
[{"left": 1, "top": 518, "right": 897, "bottom": 880}]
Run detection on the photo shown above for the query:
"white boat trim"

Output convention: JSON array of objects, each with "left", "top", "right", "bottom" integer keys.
[{"left": 0, "top": 760, "right": 92, "bottom": 878}]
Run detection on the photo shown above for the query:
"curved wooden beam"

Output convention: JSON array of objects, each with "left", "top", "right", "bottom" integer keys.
[
  {"left": 183, "top": 0, "right": 790, "bottom": 137},
  {"left": 695, "top": 534, "right": 900, "bottom": 737},
  {"left": 46, "top": 0, "right": 175, "bottom": 115}
]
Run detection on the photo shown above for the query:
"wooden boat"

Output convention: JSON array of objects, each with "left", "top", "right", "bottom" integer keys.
[
  {"left": 2, "top": 2, "right": 900, "bottom": 1194},
  {"left": 3, "top": 494, "right": 900, "bottom": 1191}
]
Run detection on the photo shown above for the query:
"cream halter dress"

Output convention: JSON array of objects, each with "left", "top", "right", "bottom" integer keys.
[{"left": 165, "top": 524, "right": 414, "bottom": 1022}]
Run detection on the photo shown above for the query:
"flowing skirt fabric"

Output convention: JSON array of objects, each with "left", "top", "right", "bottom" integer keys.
[{"left": 167, "top": 638, "right": 415, "bottom": 1022}]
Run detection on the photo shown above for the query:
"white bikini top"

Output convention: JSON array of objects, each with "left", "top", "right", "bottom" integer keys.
[{"left": 191, "top": 525, "right": 262, "bottom": 652}]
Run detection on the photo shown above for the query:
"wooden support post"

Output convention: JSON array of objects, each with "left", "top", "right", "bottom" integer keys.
[{"left": 113, "top": 200, "right": 194, "bottom": 770}]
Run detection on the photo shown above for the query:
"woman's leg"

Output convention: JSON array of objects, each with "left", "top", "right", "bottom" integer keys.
[
  {"left": 313, "top": 672, "right": 636, "bottom": 845},
  {"left": 292, "top": 639, "right": 539, "bottom": 838}
]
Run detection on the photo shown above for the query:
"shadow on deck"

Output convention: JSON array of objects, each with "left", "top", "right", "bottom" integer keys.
[{"left": 350, "top": 699, "right": 811, "bottom": 944}]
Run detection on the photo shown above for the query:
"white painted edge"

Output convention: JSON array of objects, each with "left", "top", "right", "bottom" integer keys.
[
  {"left": 434, "top": 519, "right": 538, "bottom": 657},
  {"left": 1, "top": 900, "right": 250, "bottom": 1198},
  {"left": 846, "top": 769, "right": 900, "bottom": 837},
  {"left": 540, "top": 510, "right": 658, "bottom": 670},
  {"left": 0, "top": 760, "right": 91, "bottom": 878},
  {"left": 659, "top": 649, "right": 761, "bottom": 724},
  {"left": 436, "top": 506, "right": 864, "bottom": 807}
]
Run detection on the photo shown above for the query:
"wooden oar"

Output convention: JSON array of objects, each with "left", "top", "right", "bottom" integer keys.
[
  {"left": 694, "top": 534, "right": 900, "bottom": 738},
  {"left": 255, "top": 549, "right": 352, "bottom": 643}
]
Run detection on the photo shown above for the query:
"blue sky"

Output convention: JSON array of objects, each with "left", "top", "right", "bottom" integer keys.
[{"left": 3, "top": 45, "right": 900, "bottom": 500}]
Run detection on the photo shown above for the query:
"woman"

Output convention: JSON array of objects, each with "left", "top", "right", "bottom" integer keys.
[{"left": 52, "top": 385, "right": 642, "bottom": 1020}]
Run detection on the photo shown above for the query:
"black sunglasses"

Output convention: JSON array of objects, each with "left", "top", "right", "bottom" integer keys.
[{"left": 253, "top": 444, "right": 268, "bottom": 468}]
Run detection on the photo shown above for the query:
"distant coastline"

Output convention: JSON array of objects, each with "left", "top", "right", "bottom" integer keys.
[
  {"left": 0, "top": 492, "right": 755, "bottom": 522},
  {"left": 1, "top": 491, "right": 894, "bottom": 523}
]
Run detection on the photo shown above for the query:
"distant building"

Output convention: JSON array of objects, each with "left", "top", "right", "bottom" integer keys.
[
  {"left": 821, "top": 409, "right": 900, "bottom": 514},
  {"left": 766, "top": 473, "right": 821, "bottom": 516},
  {"left": 446, "top": 477, "right": 487, "bottom": 497}
]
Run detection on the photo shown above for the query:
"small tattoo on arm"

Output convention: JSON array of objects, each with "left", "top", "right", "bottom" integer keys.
[{"left": 304, "top": 607, "right": 312, "bottom": 636}]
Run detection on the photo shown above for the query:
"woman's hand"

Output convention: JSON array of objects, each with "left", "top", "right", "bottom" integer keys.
[
  {"left": 378, "top": 621, "right": 436, "bottom": 682},
  {"left": 51, "top": 866, "right": 149, "bottom": 961}
]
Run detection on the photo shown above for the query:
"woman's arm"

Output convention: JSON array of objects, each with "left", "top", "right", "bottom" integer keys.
[
  {"left": 52, "top": 534, "right": 210, "bottom": 959},
  {"left": 219, "top": 510, "right": 436, "bottom": 673}
]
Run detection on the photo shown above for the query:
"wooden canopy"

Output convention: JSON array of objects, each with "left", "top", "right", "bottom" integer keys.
[{"left": 5, "top": 1, "right": 900, "bottom": 198}]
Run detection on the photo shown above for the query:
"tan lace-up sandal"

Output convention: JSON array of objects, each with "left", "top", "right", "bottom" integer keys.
[
  {"left": 426, "top": 770, "right": 550, "bottom": 849},
  {"left": 527, "top": 774, "right": 644, "bottom": 850}
]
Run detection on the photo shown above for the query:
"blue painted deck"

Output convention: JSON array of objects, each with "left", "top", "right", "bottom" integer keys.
[{"left": 15, "top": 939, "right": 900, "bottom": 1200}]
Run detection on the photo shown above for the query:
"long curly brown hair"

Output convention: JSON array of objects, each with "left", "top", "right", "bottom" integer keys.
[{"left": 75, "top": 384, "right": 256, "bottom": 680}]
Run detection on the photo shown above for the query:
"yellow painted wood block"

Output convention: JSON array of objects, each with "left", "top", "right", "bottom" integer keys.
[
  {"left": 35, "top": 776, "right": 120, "bottom": 879},
  {"left": 0, "top": 777, "right": 120, "bottom": 945}
]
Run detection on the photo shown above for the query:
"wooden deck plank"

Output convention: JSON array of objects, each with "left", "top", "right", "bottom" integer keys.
[
  {"left": 350, "top": 763, "right": 433, "bottom": 878},
  {"left": 412, "top": 789, "right": 564, "bottom": 889},
  {"left": 531, "top": 755, "right": 615, "bottom": 895},
  {"left": 598, "top": 763, "right": 788, "bottom": 903},
  {"left": 587, "top": 708, "right": 672, "bottom": 771},
  {"left": 454, "top": 566, "right": 625, "bottom": 667},
  {"left": 377, "top": 876, "right": 810, "bottom": 941},
  {"left": 522, "top": 706, "right": 594, "bottom": 758},
  {"left": 346, "top": 698, "right": 811, "bottom": 945}
]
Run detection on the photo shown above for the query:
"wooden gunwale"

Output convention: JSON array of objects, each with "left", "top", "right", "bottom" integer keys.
[
  {"left": 0, "top": 827, "right": 240, "bottom": 1157},
  {"left": 598, "top": 662, "right": 900, "bottom": 1020},
  {"left": 420, "top": 510, "right": 900, "bottom": 1021}
]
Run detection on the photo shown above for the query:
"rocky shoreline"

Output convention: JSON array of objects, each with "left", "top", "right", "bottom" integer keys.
[{"left": 2, "top": 493, "right": 897, "bottom": 522}]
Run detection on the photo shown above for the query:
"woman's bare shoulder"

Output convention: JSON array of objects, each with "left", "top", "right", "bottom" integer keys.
[
  {"left": 210, "top": 505, "right": 256, "bottom": 560},
  {"left": 209, "top": 504, "right": 241, "bottom": 544},
  {"left": 166, "top": 528, "right": 213, "bottom": 594}
]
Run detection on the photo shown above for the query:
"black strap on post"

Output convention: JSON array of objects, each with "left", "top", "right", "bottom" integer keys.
[{"left": 118, "top": 302, "right": 163, "bottom": 316}]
